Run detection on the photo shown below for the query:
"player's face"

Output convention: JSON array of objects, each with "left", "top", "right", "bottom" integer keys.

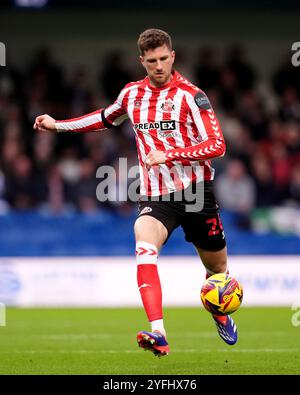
[{"left": 140, "top": 45, "right": 175, "bottom": 87}]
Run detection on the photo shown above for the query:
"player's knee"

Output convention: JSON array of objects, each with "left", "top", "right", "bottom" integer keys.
[{"left": 134, "top": 216, "right": 168, "bottom": 248}]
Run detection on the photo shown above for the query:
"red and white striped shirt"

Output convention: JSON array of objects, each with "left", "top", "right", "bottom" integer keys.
[{"left": 55, "top": 70, "right": 226, "bottom": 196}]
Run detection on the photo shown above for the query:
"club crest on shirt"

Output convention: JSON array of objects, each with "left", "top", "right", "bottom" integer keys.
[
  {"left": 134, "top": 100, "right": 142, "bottom": 108},
  {"left": 160, "top": 98, "right": 175, "bottom": 112}
]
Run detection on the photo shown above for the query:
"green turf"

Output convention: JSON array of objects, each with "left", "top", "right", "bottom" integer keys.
[{"left": 0, "top": 307, "right": 299, "bottom": 375}]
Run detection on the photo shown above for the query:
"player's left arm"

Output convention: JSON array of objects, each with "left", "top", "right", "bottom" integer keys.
[
  {"left": 145, "top": 91, "right": 225, "bottom": 168},
  {"left": 164, "top": 90, "right": 226, "bottom": 163}
]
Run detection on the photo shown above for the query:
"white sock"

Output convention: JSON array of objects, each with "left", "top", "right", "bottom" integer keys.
[{"left": 151, "top": 319, "right": 166, "bottom": 338}]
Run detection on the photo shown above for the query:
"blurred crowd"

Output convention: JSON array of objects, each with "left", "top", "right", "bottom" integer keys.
[{"left": 0, "top": 46, "right": 300, "bottom": 225}]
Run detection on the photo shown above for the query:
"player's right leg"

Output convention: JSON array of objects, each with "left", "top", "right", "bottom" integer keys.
[{"left": 134, "top": 214, "right": 170, "bottom": 356}]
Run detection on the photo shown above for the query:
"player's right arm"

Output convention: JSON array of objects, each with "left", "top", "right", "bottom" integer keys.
[
  {"left": 33, "top": 86, "right": 130, "bottom": 133},
  {"left": 34, "top": 108, "right": 112, "bottom": 133}
]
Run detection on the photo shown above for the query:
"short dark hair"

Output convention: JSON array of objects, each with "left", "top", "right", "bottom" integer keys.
[{"left": 137, "top": 28, "right": 172, "bottom": 55}]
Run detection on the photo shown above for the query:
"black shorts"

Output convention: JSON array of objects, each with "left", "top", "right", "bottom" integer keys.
[{"left": 137, "top": 181, "right": 226, "bottom": 252}]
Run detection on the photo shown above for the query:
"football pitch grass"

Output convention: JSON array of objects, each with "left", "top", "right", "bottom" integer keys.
[{"left": 0, "top": 307, "right": 299, "bottom": 375}]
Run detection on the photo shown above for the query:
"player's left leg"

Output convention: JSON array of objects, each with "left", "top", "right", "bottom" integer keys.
[
  {"left": 181, "top": 181, "right": 238, "bottom": 345},
  {"left": 195, "top": 245, "right": 228, "bottom": 278},
  {"left": 195, "top": 245, "right": 238, "bottom": 345}
]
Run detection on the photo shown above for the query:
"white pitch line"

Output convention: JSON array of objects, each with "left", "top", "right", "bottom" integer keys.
[
  {"left": 4, "top": 334, "right": 113, "bottom": 340},
  {"left": 171, "top": 331, "right": 291, "bottom": 338},
  {"left": 167, "top": 348, "right": 299, "bottom": 353},
  {"left": 7, "top": 332, "right": 291, "bottom": 340},
  {"left": 11, "top": 348, "right": 300, "bottom": 354},
  {"left": 43, "top": 334, "right": 113, "bottom": 340}
]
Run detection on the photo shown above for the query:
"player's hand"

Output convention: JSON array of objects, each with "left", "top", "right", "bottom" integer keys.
[
  {"left": 33, "top": 114, "right": 56, "bottom": 132},
  {"left": 145, "top": 150, "right": 166, "bottom": 170}
]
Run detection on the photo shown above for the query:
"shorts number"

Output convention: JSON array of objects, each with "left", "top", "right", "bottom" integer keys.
[{"left": 206, "top": 214, "right": 223, "bottom": 236}]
